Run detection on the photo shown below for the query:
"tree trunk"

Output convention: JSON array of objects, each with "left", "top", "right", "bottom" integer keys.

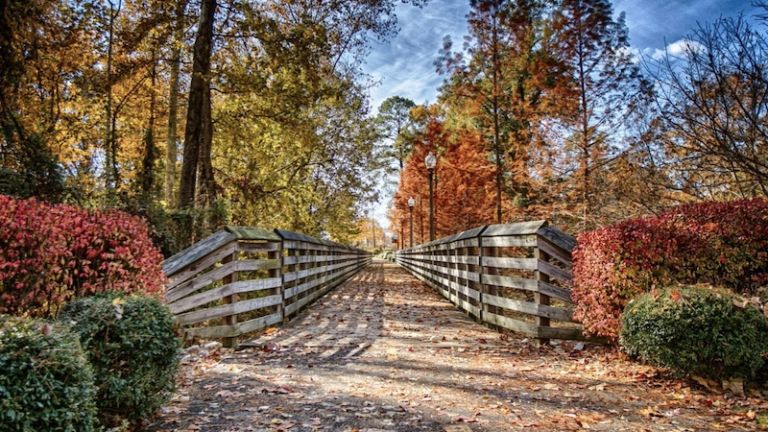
[
  {"left": 197, "top": 83, "right": 215, "bottom": 203},
  {"left": 165, "top": 0, "right": 186, "bottom": 207},
  {"left": 140, "top": 49, "right": 158, "bottom": 201},
  {"left": 104, "top": 0, "right": 122, "bottom": 196},
  {"left": 179, "top": 0, "right": 216, "bottom": 209},
  {"left": 491, "top": 12, "right": 503, "bottom": 224}
]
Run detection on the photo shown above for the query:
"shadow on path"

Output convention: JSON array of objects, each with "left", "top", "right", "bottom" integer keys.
[{"left": 148, "top": 260, "right": 757, "bottom": 432}]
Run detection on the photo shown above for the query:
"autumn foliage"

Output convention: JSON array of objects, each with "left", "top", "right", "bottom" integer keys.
[
  {"left": 0, "top": 195, "right": 165, "bottom": 317},
  {"left": 391, "top": 115, "right": 503, "bottom": 245},
  {"left": 572, "top": 198, "right": 768, "bottom": 340}
]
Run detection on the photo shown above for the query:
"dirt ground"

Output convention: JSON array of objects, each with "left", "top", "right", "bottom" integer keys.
[{"left": 148, "top": 261, "right": 768, "bottom": 432}]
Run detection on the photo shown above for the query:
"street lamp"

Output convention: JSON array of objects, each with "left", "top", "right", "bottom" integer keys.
[
  {"left": 407, "top": 196, "right": 415, "bottom": 248},
  {"left": 425, "top": 151, "right": 437, "bottom": 241}
]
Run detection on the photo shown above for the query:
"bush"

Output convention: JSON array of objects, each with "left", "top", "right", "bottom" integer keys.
[
  {"left": 0, "top": 194, "right": 165, "bottom": 317},
  {"left": 572, "top": 198, "right": 768, "bottom": 339},
  {"left": 59, "top": 293, "right": 180, "bottom": 426},
  {"left": 620, "top": 286, "right": 768, "bottom": 380},
  {"left": 0, "top": 315, "right": 98, "bottom": 431}
]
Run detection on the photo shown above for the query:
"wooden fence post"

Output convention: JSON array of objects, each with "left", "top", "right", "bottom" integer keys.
[
  {"left": 270, "top": 239, "right": 284, "bottom": 324},
  {"left": 477, "top": 233, "right": 485, "bottom": 324},
  {"left": 222, "top": 247, "right": 239, "bottom": 348},
  {"left": 534, "top": 246, "right": 551, "bottom": 346}
]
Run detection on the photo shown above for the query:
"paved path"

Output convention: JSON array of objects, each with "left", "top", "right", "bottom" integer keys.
[{"left": 149, "top": 261, "right": 763, "bottom": 432}]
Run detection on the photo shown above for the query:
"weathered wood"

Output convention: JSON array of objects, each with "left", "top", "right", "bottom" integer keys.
[
  {"left": 483, "top": 312, "right": 540, "bottom": 336},
  {"left": 185, "top": 312, "right": 282, "bottom": 339},
  {"left": 175, "top": 294, "right": 282, "bottom": 326},
  {"left": 480, "top": 235, "right": 538, "bottom": 248},
  {"left": 534, "top": 247, "right": 551, "bottom": 345},
  {"left": 167, "top": 258, "right": 280, "bottom": 303},
  {"left": 483, "top": 294, "right": 573, "bottom": 322},
  {"left": 169, "top": 277, "right": 282, "bottom": 314},
  {"left": 167, "top": 241, "right": 239, "bottom": 288},
  {"left": 538, "top": 260, "right": 572, "bottom": 283},
  {"left": 481, "top": 256, "right": 538, "bottom": 270},
  {"left": 482, "top": 220, "right": 547, "bottom": 237},
  {"left": 396, "top": 220, "right": 583, "bottom": 342},
  {"left": 481, "top": 273, "right": 538, "bottom": 291},
  {"left": 537, "top": 237, "right": 573, "bottom": 267},
  {"left": 163, "top": 230, "right": 236, "bottom": 277},
  {"left": 537, "top": 226, "right": 576, "bottom": 253}
]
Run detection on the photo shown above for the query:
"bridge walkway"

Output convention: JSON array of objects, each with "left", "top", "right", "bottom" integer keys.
[{"left": 149, "top": 261, "right": 738, "bottom": 432}]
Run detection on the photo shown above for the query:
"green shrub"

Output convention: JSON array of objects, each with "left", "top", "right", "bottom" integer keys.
[
  {"left": 59, "top": 293, "right": 181, "bottom": 426},
  {"left": 620, "top": 286, "right": 768, "bottom": 380},
  {"left": 0, "top": 316, "right": 97, "bottom": 432}
]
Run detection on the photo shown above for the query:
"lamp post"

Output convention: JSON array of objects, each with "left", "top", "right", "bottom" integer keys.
[
  {"left": 407, "top": 196, "right": 415, "bottom": 248},
  {"left": 425, "top": 151, "right": 437, "bottom": 241}
]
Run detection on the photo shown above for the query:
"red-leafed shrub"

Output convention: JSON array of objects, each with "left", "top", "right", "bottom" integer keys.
[
  {"left": 0, "top": 195, "right": 165, "bottom": 317},
  {"left": 572, "top": 198, "right": 768, "bottom": 340}
]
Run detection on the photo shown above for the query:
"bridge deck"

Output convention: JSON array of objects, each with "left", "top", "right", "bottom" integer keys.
[{"left": 149, "top": 261, "right": 752, "bottom": 432}]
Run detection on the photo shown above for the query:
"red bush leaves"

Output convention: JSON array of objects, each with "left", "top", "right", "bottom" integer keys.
[
  {"left": 0, "top": 195, "right": 165, "bottom": 317},
  {"left": 572, "top": 198, "right": 768, "bottom": 340}
]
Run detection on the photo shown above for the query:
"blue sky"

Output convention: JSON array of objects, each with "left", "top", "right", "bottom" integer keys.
[{"left": 362, "top": 0, "right": 758, "bottom": 232}]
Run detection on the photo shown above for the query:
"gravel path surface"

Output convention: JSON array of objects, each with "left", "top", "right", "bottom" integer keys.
[{"left": 148, "top": 261, "right": 765, "bottom": 432}]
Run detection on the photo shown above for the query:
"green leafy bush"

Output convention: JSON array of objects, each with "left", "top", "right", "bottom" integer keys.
[
  {"left": 0, "top": 316, "right": 97, "bottom": 431},
  {"left": 59, "top": 293, "right": 181, "bottom": 426},
  {"left": 620, "top": 286, "right": 768, "bottom": 380}
]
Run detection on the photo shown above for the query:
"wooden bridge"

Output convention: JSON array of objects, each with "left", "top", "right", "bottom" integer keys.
[
  {"left": 162, "top": 221, "right": 580, "bottom": 347},
  {"left": 150, "top": 223, "right": 740, "bottom": 431}
]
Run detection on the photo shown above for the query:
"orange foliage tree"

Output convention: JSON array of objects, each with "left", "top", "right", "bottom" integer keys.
[{"left": 391, "top": 108, "right": 502, "bottom": 244}]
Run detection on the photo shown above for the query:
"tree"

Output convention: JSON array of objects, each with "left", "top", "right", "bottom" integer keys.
[
  {"left": 649, "top": 14, "right": 768, "bottom": 198},
  {"left": 376, "top": 96, "right": 416, "bottom": 171},
  {"left": 438, "top": 0, "right": 510, "bottom": 223},
  {"left": 164, "top": 0, "right": 187, "bottom": 206},
  {"left": 178, "top": 0, "right": 216, "bottom": 209},
  {"left": 552, "top": 0, "right": 649, "bottom": 229}
]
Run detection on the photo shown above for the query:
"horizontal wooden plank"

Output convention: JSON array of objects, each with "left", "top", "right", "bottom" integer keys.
[
  {"left": 169, "top": 277, "right": 281, "bottom": 314},
  {"left": 175, "top": 294, "right": 282, "bottom": 326},
  {"left": 163, "top": 230, "right": 236, "bottom": 277},
  {"left": 405, "top": 254, "right": 479, "bottom": 265},
  {"left": 285, "top": 269, "right": 357, "bottom": 315},
  {"left": 400, "top": 259, "right": 481, "bottom": 283},
  {"left": 537, "top": 226, "right": 576, "bottom": 253},
  {"left": 283, "top": 259, "right": 358, "bottom": 282},
  {"left": 483, "top": 294, "right": 574, "bottom": 322},
  {"left": 225, "top": 226, "right": 281, "bottom": 241},
  {"left": 238, "top": 241, "right": 281, "bottom": 252},
  {"left": 538, "top": 260, "right": 573, "bottom": 282},
  {"left": 184, "top": 312, "right": 282, "bottom": 339},
  {"left": 166, "top": 259, "right": 280, "bottom": 303},
  {"left": 166, "top": 241, "right": 238, "bottom": 288},
  {"left": 537, "top": 237, "right": 572, "bottom": 267},
  {"left": 481, "top": 235, "right": 537, "bottom": 248},
  {"left": 537, "top": 325, "right": 584, "bottom": 340},
  {"left": 284, "top": 265, "right": 357, "bottom": 298},
  {"left": 283, "top": 254, "right": 359, "bottom": 265},
  {"left": 483, "top": 312, "right": 540, "bottom": 336},
  {"left": 538, "top": 281, "right": 573, "bottom": 303},
  {"left": 482, "top": 274, "right": 538, "bottom": 291},
  {"left": 482, "top": 256, "right": 538, "bottom": 270},
  {"left": 483, "top": 220, "right": 547, "bottom": 237}
]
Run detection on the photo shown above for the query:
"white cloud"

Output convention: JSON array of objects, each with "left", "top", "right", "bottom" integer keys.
[{"left": 646, "top": 39, "right": 705, "bottom": 61}]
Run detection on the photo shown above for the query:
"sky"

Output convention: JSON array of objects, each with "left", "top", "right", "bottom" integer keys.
[{"left": 362, "top": 0, "right": 758, "bottom": 233}]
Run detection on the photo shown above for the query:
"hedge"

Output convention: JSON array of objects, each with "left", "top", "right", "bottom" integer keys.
[
  {"left": 0, "top": 315, "right": 98, "bottom": 431},
  {"left": 0, "top": 195, "right": 165, "bottom": 317},
  {"left": 620, "top": 286, "right": 768, "bottom": 380},
  {"left": 572, "top": 198, "right": 768, "bottom": 339},
  {"left": 59, "top": 293, "right": 180, "bottom": 427}
]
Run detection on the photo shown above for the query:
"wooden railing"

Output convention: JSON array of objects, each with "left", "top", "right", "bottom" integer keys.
[
  {"left": 395, "top": 220, "right": 582, "bottom": 343},
  {"left": 163, "top": 226, "right": 371, "bottom": 346}
]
